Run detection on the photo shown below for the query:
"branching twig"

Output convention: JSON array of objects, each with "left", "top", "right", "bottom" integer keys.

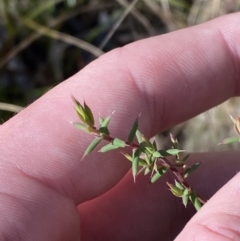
[{"left": 72, "top": 97, "right": 206, "bottom": 211}]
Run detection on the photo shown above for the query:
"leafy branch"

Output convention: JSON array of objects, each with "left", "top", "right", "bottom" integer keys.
[{"left": 72, "top": 97, "right": 206, "bottom": 211}]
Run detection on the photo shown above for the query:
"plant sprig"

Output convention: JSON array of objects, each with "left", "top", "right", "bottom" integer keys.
[{"left": 72, "top": 97, "right": 206, "bottom": 211}]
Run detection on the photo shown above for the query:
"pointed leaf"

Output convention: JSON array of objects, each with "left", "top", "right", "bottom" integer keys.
[
  {"left": 183, "top": 154, "right": 190, "bottom": 162},
  {"left": 145, "top": 153, "right": 150, "bottom": 165},
  {"left": 182, "top": 194, "right": 188, "bottom": 208},
  {"left": 101, "top": 115, "right": 111, "bottom": 128},
  {"left": 141, "top": 140, "right": 154, "bottom": 154},
  {"left": 99, "top": 127, "right": 110, "bottom": 135},
  {"left": 158, "top": 149, "right": 184, "bottom": 157},
  {"left": 73, "top": 122, "right": 90, "bottom": 133},
  {"left": 136, "top": 130, "right": 143, "bottom": 143},
  {"left": 122, "top": 153, "right": 146, "bottom": 166},
  {"left": 72, "top": 96, "right": 84, "bottom": 114},
  {"left": 144, "top": 166, "right": 151, "bottom": 175},
  {"left": 151, "top": 155, "right": 157, "bottom": 165},
  {"left": 218, "top": 136, "right": 240, "bottom": 145},
  {"left": 153, "top": 162, "right": 158, "bottom": 173},
  {"left": 167, "top": 182, "right": 183, "bottom": 197},
  {"left": 122, "top": 153, "right": 132, "bottom": 162},
  {"left": 150, "top": 167, "right": 168, "bottom": 183},
  {"left": 152, "top": 151, "right": 161, "bottom": 158},
  {"left": 99, "top": 143, "right": 119, "bottom": 152},
  {"left": 183, "top": 188, "right": 189, "bottom": 196},
  {"left": 166, "top": 149, "right": 184, "bottom": 155},
  {"left": 189, "top": 192, "right": 202, "bottom": 211},
  {"left": 99, "top": 117, "right": 104, "bottom": 125},
  {"left": 184, "top": 162, "right": 201, "bottom": 178},
  {"left": 82, "top": 136, "right": 103, "bottom": 159},
  {"left": 113, "top": 138, "right": 126, "bottom": 148},
  {"left": 139, "top": 158, "right": 147, "bottom": 166},
  {"left": 132, "top": 148, "right": 141, "bottom": 182},
  {"left": 83, "top": 102, "right": 94, "bottom": 126},
  {"left": 175, "top": 180, "right": 184, "bottom": 190},
  {"left": 151, "top": 172, "right": 161, "bottom": 183},
  {"left": 72, "top": 97, "right": 86, "bottom": 123},
  {"left": 128, "top": 117, "right": 138, "bottom": 143}
]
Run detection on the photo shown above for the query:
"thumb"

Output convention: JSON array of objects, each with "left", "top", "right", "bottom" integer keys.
[{"left": 175, "top": 172, "right": 240, "bottom": 240}]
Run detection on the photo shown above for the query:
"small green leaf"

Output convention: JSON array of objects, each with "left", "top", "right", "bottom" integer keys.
[
  {"left": 174, "top": 180, "right": 184, "bottom": 190},
  {"left": 167, "top": 182, "right": 183, "bottom": 197},
  {"left": 84, "top": 102, "right": 94, "bottom": 126},
  {"left": 99, "top": 117, "right": 104, "bottom": 125},
  {"left": 151, "top": 172, "right": 162, "bottom": 183},
  {"left": 101, "top": 115, "right": 111, "bottom": 128},
  {"left": 152, "top": 151, "right": 161, "bottom": 158},
  {"left": 122, "top": 153, "right": 132, "bottom": 162},
  {"left": 183, "top": 188, "right": 189, "bottom": 196},
  {"left": 150, "top": 167, "right": 168, "bottom": 183},
  {"left": 166, "top": 149, "right": 184, "bottom": 155},
  {"left": 144, "top": 166, "right": 151, "bottom": 175},
  {"left": 99, "top": 127, "right": 110, "bottom": 135},
  {"left": 183, "top": 154, "right": 190, "bottom": 162},
  {"left": 113, "top": 138, "right": 126, "bottom": 148},
  {"left": 139, "top": 158, "right": 147, "bottom": 166},
  {"left": 99, "top": 143, "right": 119, "bottom": 152},
  {"left": 73, "top": 122, "right": 90, "bottom": 133},
  {"left": 72, "top": 97, "right": 95, "bottom": 126},
  {"left": 128, "top": 118, "right": 138, "bottom": 143},
  {"left": 151, "top": 155, "right": 157, "bottom": 165},
  {"left": 184, "top": 162, "right": 201, "bottom": 178},
  {"left": 132, "top": 148, "right": 141, "bottom": 182},
  {"left": 141, "top": 140, "right": 154, "bottom": 154},
  {"left": 218, "top": 136, "right": 240, "bottom": 145},
  {"left": 158, "top": 149, "right": 184, "bottom": 157},
  {"left": 82, "top": 136, "right": 103, "bottom": 159},
  {"left": 122, "top": 153, "right": 146, "bottom": 166},
  {"left": 182, "top": 194, "right": 188, "bottom": 208},
  {"left": 153, "top": 162, "right": 158, "bottom": 172},
  {"left": 136, "top": 130, "right": 143, "bottom": 144},
  {"left": 72, "top": 97, "right": 86, "bottom": 122},
  {"left": 189, "top": 192, "right": 202, "bottom": 211},
  {"left": 145, "top": 153, "right": 150, "bottom": 165}
]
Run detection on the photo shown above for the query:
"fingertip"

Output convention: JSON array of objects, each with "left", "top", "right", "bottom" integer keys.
[{"left": 175, "top": 172, "right": 240, "bottom": 240}]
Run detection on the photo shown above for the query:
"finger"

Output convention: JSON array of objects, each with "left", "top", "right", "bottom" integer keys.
[
  {"left": 0, "top": 163, "right": 80, "bottom": 241},
  {"left": 1, "top": 13, "right": 240, "bottom": 207},
  {"left": 78, "top": 151, "right": 240, "bottom": 241},
  {"left": 175, "top": 162, "right": 240, "bottom": 240}
]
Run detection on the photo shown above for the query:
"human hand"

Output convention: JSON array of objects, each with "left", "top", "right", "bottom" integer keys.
[{"left": 1, "top": 13, "right": 240, "bottom": 241}]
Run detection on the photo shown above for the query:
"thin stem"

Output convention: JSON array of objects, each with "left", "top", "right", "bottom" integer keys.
[
  {"left": 91, "top": 126, "right": 207, "bottom": 205},
  {"left": 160, "top": 157, "right": 206, "bottom": 204}
]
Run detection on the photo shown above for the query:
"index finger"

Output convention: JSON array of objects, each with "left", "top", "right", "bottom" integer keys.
[{"left": 1, "top": 13, "right": 240, "bottom": 205}]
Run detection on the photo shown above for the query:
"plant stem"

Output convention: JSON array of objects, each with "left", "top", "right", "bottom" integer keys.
[
  {"left": 160, "top": 157, "right": 206, "bottom": 204},
  {"left": 91, "top": 126, "right": 207, "bottom": 205}
]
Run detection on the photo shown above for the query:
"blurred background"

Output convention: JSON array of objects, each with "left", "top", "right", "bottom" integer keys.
[{"left": 0, "top": 0, "right": 240, "bottom": 152}]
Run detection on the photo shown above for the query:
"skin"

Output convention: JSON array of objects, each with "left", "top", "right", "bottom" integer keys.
[{"left": 1, "top": 13, "right": 240, "bottom": 241}]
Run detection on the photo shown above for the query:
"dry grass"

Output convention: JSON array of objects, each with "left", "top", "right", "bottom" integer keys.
[
  {"left": 180, "top": 0, "right": 240, "bottom": 151},
  {"left": 182, "top": 98, "right": 240, "bottom": 152},
  {"left": 0, "top": 102, "right": 23, "bottom": 113},
  {"left": 1, "top": 0, "right": 240, "bottom": 152}
]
